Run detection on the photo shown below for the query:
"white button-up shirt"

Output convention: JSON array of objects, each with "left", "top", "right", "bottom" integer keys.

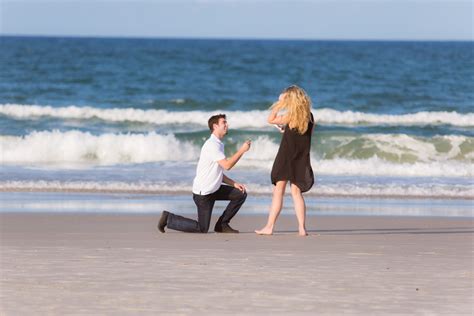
[{"left": 192, "top": 134, "right": 226, "bottom": 195}]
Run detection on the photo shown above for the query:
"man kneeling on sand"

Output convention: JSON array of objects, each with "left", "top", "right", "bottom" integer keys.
[{"left": 158, "top": 114, "right": 251, "bottom": 233}]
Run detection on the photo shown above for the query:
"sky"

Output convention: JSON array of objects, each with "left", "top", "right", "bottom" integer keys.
[{"left": 1, "top": 0, "right": 473, "bottom": 40}]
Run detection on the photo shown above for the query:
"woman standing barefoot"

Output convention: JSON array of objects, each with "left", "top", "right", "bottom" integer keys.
[{"left": 255, "top": 85, "right": 314, "bottom": 236}]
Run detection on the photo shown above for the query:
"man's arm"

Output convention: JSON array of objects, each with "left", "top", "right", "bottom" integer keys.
[
  {"left": 223, "top": 174, "right": 246, "bottom": 192},
  {"left": 222, "top": 174, "right": 235, "bottom": 186},
  {"left": 217, "top": 140, "right": 251, "bottom": 171}
]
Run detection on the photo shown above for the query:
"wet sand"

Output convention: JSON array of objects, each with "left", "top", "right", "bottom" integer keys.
[{"left": 1, "top": 213, "right": 473, "bottom": 314}]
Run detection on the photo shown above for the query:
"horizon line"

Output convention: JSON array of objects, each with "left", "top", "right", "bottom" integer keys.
[{"left": 1, "top": 33, "right": 473, "bottom": 43}]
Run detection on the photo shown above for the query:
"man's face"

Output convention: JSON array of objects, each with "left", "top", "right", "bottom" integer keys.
[{"left": 213, "top": 118, "right": 228, "bottom": 136}]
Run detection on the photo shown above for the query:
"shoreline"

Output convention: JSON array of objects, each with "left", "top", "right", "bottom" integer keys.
[
  {"left": 1, "top": 191, "right": 473, "bottom": 218},
  {"left": 0, "top": 187, "right": 472, "bottom": 201}
]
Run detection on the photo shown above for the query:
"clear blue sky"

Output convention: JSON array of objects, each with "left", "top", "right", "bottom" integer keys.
[{"left": 1, "top": 0, "right": 473, "bottom": 40}]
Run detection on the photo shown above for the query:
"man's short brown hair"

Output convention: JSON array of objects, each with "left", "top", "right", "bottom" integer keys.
[{"left": 208, "top": 114, "right": 226, "bottom": 132}]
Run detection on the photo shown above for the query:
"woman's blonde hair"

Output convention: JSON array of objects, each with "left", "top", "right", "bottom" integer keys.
[{"left": 271, "top": 85, "right": 312, "bottom": 134}]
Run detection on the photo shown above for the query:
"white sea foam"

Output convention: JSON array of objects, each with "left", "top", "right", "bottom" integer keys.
[
  {"left": 0, "top": 104, "right": 267, "bottom": 128},
  {"left": 0, "top": 130, "right": 200, "bottom": 165},
  {"left": 316, "top": 108, "right": 474, "bottom": 127},
  {"left": 1, "top": 104, "right": 473, "bottom": 127},
  {"left": 312, "top": 158, "right": 472, "bottom": 178},
  {"left": 0, "top": 180, "right": 471, "bottom": 199},
  {"left": 240, "top": 156, "right": 472, "bottom": 178}
]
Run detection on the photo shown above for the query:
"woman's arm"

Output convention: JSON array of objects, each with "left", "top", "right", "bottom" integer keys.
[{"left": 267, "top": 107, "right": 288, "bottom": 125}]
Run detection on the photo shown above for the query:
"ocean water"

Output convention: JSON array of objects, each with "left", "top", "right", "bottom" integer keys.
[{"left": 0, "top": 36, "right": 473, "bottom": 204}]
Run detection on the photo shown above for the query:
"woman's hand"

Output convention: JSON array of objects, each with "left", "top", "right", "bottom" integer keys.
[
  {"left": 274, "top": 124, "right": 285, "bottom": 133},
  {"left": 268, "top": 92, "right": 289, "bottom": 125}
]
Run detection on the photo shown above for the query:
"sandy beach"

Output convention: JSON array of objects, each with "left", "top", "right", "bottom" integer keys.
[{"left": 1, "top": 213, "right": 472, "bottom": 315}]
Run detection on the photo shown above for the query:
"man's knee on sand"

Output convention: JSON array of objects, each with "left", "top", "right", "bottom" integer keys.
[
  {"left": 199, "top": 224, "right": 210, "bottom": 234},
  {"left": 197, "top": 212, "right": 214, "bottom": 233}
]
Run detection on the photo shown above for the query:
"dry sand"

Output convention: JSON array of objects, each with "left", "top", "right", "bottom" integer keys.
[{"left": 1, "top": 213, "right": 473, "bottom": 315}]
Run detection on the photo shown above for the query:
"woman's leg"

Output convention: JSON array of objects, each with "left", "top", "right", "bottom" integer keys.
[
  {"left": 255, "top": 180, "right": 287, "bottom": 235},
  {"left": 290, "top": 183, "right": 307, "bottom": 236}
]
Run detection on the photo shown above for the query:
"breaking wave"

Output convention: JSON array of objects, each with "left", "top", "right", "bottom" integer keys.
[
  {"left": 1, "top": 104, "right": 473, "bottom": 127},
  {"left": 1, "top": 130, "right": 472, "bottom": 177}
]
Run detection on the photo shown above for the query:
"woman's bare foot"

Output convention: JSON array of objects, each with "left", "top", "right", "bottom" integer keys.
[
  {"left": 255, "top": 226, "right": 273, "bottom": 235},
  {"left": 298, "top": 229, "right": 308, "bottom": 236}
]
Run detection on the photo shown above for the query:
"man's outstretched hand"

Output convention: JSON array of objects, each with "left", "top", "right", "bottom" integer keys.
[{"left": 240, "top": 140, "right": 251, "bottom": 152}]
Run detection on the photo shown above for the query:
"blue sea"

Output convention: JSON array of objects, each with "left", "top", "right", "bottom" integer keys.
[{"left": 0, "top": 36, "right": 473, "bottom": 215}]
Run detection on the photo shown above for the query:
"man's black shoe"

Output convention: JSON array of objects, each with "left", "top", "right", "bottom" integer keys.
[
  {"left": 214, "top": 222, "right": 239, "bottom": 233},
  {"left": 157, "top": 210, "right": 169, "bottom": 233}
]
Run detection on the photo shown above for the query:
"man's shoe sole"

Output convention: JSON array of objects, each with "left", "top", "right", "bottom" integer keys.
[
  {"left": 158, "top": 211, "right": 169, "bottom": 233},
  {"left": 215, "top": 228, "right": 239, "bottom": 234}
]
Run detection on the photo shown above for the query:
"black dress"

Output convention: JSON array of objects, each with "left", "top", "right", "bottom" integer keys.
[{"left": 271, "top": 113, "right": 314, "bottom": 193}]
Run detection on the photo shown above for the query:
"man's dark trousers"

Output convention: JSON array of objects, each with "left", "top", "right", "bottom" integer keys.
[{"left": 166, "top": 185, "right": 247, "bottom": 233}]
